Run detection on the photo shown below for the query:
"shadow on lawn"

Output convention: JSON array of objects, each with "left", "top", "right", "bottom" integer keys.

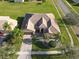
[
  {"left": 62, "top": 13, "right": 79, "bottom": 26},
  {"left": 33, "top": 41, "right": 50, "bottom": 49}
]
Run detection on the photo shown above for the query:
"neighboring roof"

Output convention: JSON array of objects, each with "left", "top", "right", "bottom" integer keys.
[
  {"left": 0, "top": 16, "right": 17, "bottom": 30},
  {"left": 22, "top": 13, "right": 60, "bottom": 34}
]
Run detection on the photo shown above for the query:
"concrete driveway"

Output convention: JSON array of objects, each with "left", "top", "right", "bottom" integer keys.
[{"left": 17, "top": 35, "right": 32, "bottom": 59}]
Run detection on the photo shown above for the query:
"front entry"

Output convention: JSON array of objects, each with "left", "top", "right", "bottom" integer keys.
[
  {"left": 35, "top": 28, "right": 44, "bottom": 33},
  {"left": 41, "top": 28, "right": 44, "bottom": 33}
]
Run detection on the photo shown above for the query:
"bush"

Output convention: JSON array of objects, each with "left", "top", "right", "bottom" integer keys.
[
  {"left": 49, "top": 41, "right": 56, "bottom": 48},
  {"left": 35, "top": 41, "right": 50, "bottom": 49}
]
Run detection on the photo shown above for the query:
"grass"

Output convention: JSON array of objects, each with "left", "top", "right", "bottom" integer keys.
[
  {"left": 62, "top": 0, "right": 79, "bottom": 48},
  {"left": 55, "top": 0, "right": 79, "bottom": 48},
  {"left": 32, "top": 55, "right": 70, "bottom": 59},
  {"left": 32, "top": 42, "right": 61, "bottom": 51},
  {"left": 67, "top": 25, "right": 79, "bottom": 47},
  {"left": 53, "top": 0, "right": 71, "bottom": 47},
  {"left": 0, "top": 0, "right": 58, "bottom": 19}
]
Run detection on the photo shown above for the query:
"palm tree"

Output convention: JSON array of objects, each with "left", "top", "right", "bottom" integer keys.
[
  {"left": 3, "top": 22, "right": 11, "bottom": 32},
  {"left": 11, "top": 28, "right": 24, "bottom": 43}
]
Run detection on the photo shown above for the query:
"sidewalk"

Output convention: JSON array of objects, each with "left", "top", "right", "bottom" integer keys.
[
  {"left": 17, "top": 51, "right": 62, "bottom": 55},
  {"left": 17, "top": 35, "right": 32, "bottom": 59}
]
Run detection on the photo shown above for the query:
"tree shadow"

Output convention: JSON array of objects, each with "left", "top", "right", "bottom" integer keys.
[
  {"left": 23, "top": 39, "right": 32, "bottom": 45},
  {"left": 33, "top": 41, "right": 50, "bottom": 49},
  {"left": 17, "top": 17, "right": 24, "bottom": 29},
  {"left": 62, "top": 13, "right": 79, "bottom": 26}
]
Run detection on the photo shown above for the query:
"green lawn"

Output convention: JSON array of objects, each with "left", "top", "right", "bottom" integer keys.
[
  {"left": 0, "top": 0, "right": 58, "bottom": 19},
  {"left": 67, "top": 25, "right": 79, "bottom": 48},
  {"left": 72, "top": 6, "right": 79, "bottom": 13},
  {"left": 62, "top": 0, "right": 79, "bottom": 48},
  {"left": 32, "top": 55, "right": 70, "bottom": 59}
]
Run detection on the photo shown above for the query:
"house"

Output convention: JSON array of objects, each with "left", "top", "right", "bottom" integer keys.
[
  {"left": 72, "top": 0, "right": 79, "bottom": 3},
  {"left": 0, "top": 16, "right": 17, "bottom": 31},
  {"left": 22, "top": 13, "right": 60, "bottom": 35}
]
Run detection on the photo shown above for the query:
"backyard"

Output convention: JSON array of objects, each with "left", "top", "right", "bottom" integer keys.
[{"left": 0, "top": 0, "right": 58, "bottom": 19}]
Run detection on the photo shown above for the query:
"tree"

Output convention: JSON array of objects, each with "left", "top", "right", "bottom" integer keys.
[
  {"left": 11, "top": 28, "right": 24, "bottom": 44},
  {"left": 3, "top": 22, "right": 11, "bottom": 32},
  {"left": 64, "top": 13, "right": 79, "bottom": 25},
  {"left": 0, "top": 44, "right": 15, "bottom": 59},
  {"left": 42, "top": 0, "right": 46, "bottom": 2},
  {"left": 4, "top": 28, "right": 24, "bottom": 44}
]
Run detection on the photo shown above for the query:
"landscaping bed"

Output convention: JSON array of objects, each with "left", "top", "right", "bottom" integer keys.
[{"left": 32, "top": 39, "right": 61, "bottom": 51}]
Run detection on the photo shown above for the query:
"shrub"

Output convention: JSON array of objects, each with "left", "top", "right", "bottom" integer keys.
[{"left": 49, "top": 41, "right": 56, "bottom": 48}]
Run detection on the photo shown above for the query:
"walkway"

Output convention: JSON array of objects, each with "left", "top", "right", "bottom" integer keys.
[
  {"left": 17, "top": 35, "right": 32, "bottom": 59},
  {"left": 17, "top": 51, "right": 62, "bottom": 55}
]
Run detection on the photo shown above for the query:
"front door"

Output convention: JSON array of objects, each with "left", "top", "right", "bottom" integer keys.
[{"left": 41, "top": 28, "right": 44, "bottom": 33}]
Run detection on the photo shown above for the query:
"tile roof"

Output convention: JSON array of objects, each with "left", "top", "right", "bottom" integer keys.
[
  {"left": 22, "top": 13, "right": 60, "bottom": 34},
  {"left": 0, "top": 16, "right": 17, "bottom": 30}
]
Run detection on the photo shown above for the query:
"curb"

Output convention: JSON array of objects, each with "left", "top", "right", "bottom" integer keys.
[{"left": 64, "top": 0, "right": 79, "bottom": 15}]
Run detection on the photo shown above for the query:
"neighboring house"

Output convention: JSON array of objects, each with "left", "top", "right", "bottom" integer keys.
[
  {"left": 22, "top": 13, "right": 60, "bottom": 35},
  {"left": 0, "top": 16, "right": 17, "bottom": 31},
  {"left": 72, "top": 0, "right": 79, "bottom": 3}
]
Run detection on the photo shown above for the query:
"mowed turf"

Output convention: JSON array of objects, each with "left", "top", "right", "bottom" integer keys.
[
  {"left": 0, "top": 0, "right": 58, "bottom": 19},
  {"left": 73, "top": 6, "right": 79, "bottom": 13}
]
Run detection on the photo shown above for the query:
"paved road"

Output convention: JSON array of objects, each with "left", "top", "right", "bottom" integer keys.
[
  {"left": 56, "top": 0, "right": 79, "bottom": 40},
  {"left": 57, "top": 0, "right": 71, "bottom": 15},
  {"left": 17, "top": 35, "right": 32, "bottom": 59},
  {"left": 52, "top": 0, "right": 74, "bottom": 47}
]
